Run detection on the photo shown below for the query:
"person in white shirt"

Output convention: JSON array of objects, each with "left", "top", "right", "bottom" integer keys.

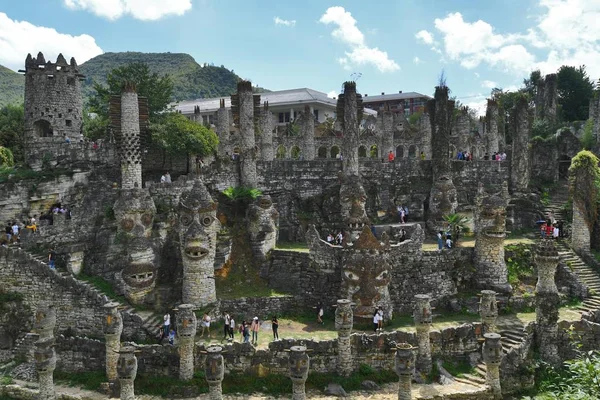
[
  {"left": 163, "top": 313, "right": 170, "bottom": 339},
  {"left": 377, "top": 307, "right": 384, "bottom": 331},
  {"left": 223, "top": 313, "right": 231, "bottom": 340},
  {"left": 373, "top": 310, "right": 380, "bottom": 332},
  {"left": 229, "top": 317, "right": 235, "bottom": 341},
  {"left": 200, "top": 313, "right": 211, "bottom": 337},
  {"left": 446, "top": 238, "right": 453, "bottom": 249}
]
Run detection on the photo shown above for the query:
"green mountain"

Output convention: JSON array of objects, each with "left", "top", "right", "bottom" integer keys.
[
  {"left": 0, "top": 52, "right": 267, "bottom": 107},
  {"left": 0, "top": 65, "right": 24, "bottom": 108}
]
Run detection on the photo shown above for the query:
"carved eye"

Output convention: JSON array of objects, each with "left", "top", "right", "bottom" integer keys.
[
  {"left": 201, "top": 216, "right": 213, "bottom": 227},
  {"left": 121, "top": 218, "right": 134, "bottom": 231},
  {"left": 376, "top": 270, "right": 389, "bottom": 281},
  {"left": 127, "top": 359, "right": 134, "bottom": 365},
  {"left": 342, "top": 196, "right": 351, "bottom": 202},
  {"left": 141, "top": 213, "right": 153, "bottom": 226},
  {"left": 344, "top": 271, "right": 360, "bottom": 282},
  {"left": 180, "top": 214, "right": 193, "bottom": 226}
]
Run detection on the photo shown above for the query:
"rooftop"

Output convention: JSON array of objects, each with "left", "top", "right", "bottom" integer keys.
[{"left": 362, "top": 91, "right": 432, "bottom": 103}]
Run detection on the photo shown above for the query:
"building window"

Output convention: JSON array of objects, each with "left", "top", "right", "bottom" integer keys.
[
  {"left": 313, "top": 109, "right": 319, "bottom": 121},
  {"left": 278, "top": 112, "right": 290, "bottom": 123},
  {"left": 209, "top": 115, "right": 215, "bottom": 125},
  {"left": 66, "top": 120, "right": 72, "bottom": 127}
]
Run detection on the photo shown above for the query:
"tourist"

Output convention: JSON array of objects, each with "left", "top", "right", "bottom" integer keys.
[
  {"left": 156, "top": 326, "right": 164, "bottom": 343},
  {"left": 377, "top": 307, "right": 384, "bottom": 331},
  {"left": 65, "top": 136, "right": 71, "bottom": 144},
  {"left": 160, "top": 173, "right": 167, "bottom": 183},
  {"left": 399, "top": 229, "right": 407, "bottom": 242},
  {"left": 557, "top": 220, "right": 564, "bottom": 238},
  {"left": 239, "top": 320, "right": 246, "bottom": 342},
  {"left": 5, "top": 224, "right": 11, "bottom": 242},
  {"left": 420, "top": 151, "right": 425, "bottom": 160},
  {"left": 335, "top": 231, "right": 343, "bottom": 245},
  {"left": 11, "top": 221, "right": 19, "bottom": 242},
  {"left": 446, "top": 237, "right": 453, "bottom": 249},
  {"left": 546, "top": 222, "right": 553, "bottom": 238},
  {"left": 48, "top": 248, "right": 56, "bottom": 269},
  {"left": 168, "top": 328, "right": 176, "bottom": 345},
  {"left": 437, "top": 231, "right": 443, "bottom": 252},
  {"left": 501, "top": 151, "right": 507, "bottom": 161},
  {"left": 399, "top": 206, "right": 406, "bottom": 223},
  {"left": 251, "top": 317, "right": 260, "bottom": 345},
  {"left": 163, "top": 312, "right": 171, "bottom": 339},
  {"left": 540, "top": 222, "right": 547, "bottom": 238},
  {"left": 326, "top": 233, "right": 334, "bottom": 244},
  {"left": 26, "top": 215, "right": 37, "bottom": 233},
  {"left": 200, "top": 313, "right": 211, "bottom": 337},
  {"left": 92, "top": 141, "right": 98, "bottom": 150},
  {"left": 403, "top": 206, "right": 409, "bottom": 222},
  {"left": 243, "top": 322, "right": 250, "bottom": 343},
  {"left": 223, "top": 312, "right": 231, "bottom": 340},
  {"left": 388, "top": 151, "right": 395, "bottom": 162},
  {"left": 316, "top": 302, "right": 324, "bottom": 324},
  {"left": 552, "top": 224, "right": 559, "bottom": 239},
  {"left": 165, "top": 172, "right": 172, "bottom": 183},
  {"left": 484, "top": 152, "right": 489, "bottom": 160},
  {"left": 229, "top": 316, "right": 235, "bottom": 341},
  {"left": 372, "top": 309, "right": 380, "bottom": 332},
  {"left": 272, "top": 315, "right": 279, "bottom": 340}
]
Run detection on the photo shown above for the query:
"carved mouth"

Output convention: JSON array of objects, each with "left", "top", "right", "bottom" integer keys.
[
  {"left": 483, "top": 229, "right": 506, "bottom": 238},
  {"left": 347, "top": 222, "right": 366, "bottom": 230},
  {"left": 185, "top": 246, "right": 209, "bottom": 259},
  {"left": 123, "top": 263, "right": 156, "bottom": 288}
]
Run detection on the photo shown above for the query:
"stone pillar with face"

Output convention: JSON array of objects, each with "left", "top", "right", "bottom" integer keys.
[
  {"left": 341, "top": 227, "right": 392, "bottom": 321},
  {"left": 339, "top": 174, "right": 370, "bottom": 243},
  {"left": 479, "top": 290, "right": 498, "bottom": 334},
  {"left": 34, "top": 303, "right": 56, "bottom": 340},
  {"left": 103, "top": 302, "right": 123, "bottom": 381},
  {"left": 34, "top": 337, "right": 56, "bottom": 400},
  {"left": 288, "top": 345, "right": 310, "bottom": 400},
  {"left": 205, "top": 345, "right": 225, "bottom": 400},
  {"left": 176, "top": 304, "right": 197, "bottom": 381},
  {"left": 113, "top": 188, "right": 157, "bottom": 304},
  {"left": 117, "top": 346, "right": 138, "bottom": 400},
  {"left": 534, "top": 239, "right": 561, "bottom": 366},
  {"left": 335, "top": 299, "right": 353, "bottom": 376},
  {"left": 394, "top": 343, "right": 415, "bottom": 400},
  {"left": 246, "top": 195, "right": 279, "bottom": 263},
  {"left": 413, "top": 294, "right": 432, "bottom": 375},
  {"left": 483, "top": 333, "right": 503, "bottom": 399},
  {"left": 474, "top": 182, "right": 512, "bottom": 294},
  {"left": 178, "top": 179, "right": 219, "bottom": 307}
]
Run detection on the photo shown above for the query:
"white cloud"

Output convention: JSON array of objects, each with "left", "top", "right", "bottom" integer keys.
[
  {"left": 413, "top": 56, "right": 422, "bottom": 65},
  {"left": 415, "top": 30, "right": 434, "bottom": 45},
  {"left": 63, "top": 0, "right": 192, "bottom": 21},
  {"left": 319, "top": 6, "right": 399, "bottom": 73},
  {"left": 418, "top": 1, "right": 600, "bottom": 78},
  {"left": 0, "top": 12, "right": 103, "bottom": 71},
  {"left": 327, "top": 90, "right": 338, "bottom": 98},
  {"left": 274, "top": 17, "right": 296, "bottom": 27},
  {"left": 465, "top": 97, "right": 488, "bottom": 117},
  {"left": 481, "top": 80, "right": 497, "bottom": 89}
]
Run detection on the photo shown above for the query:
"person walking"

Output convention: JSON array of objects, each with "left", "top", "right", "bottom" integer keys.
[
  {"left": 372, "top": 310, "right": 380, "bottom": 332},
  {"left": 48, "top": 248, "right": 56, "bottom": 269},
  {"left": 316, "top": 302, "right": 324, "bottom": 325},
  {"left": 271, "top": 315, "right": 279, "bottom": 340},
  {"left": 200, "top": 313, "right": 211, "bottom": 338},
  {"left": 377, "top": 307, "right": 384, "bottom": 331},
  {"left": 437, "top": 231, "right": 444, "bottom": 252},
  {"left": 251, "top": 317, "right": 260, "bottom": 345},
  {"left": 229, "top": 316, "right": 235, "bottom": 341},
  {"left": 163, "top": 312, "right": 171, "bottom": 339},
  {"left": 223, "top": 312, "right": 231, "bottom": 341},
  {"left": 243, "top": 322, "right": 250, "bottom": 343}
]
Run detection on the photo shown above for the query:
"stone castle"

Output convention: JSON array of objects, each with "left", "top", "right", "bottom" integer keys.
[{"left": 0, "top": 51, "right": 599, "bottom": 399}]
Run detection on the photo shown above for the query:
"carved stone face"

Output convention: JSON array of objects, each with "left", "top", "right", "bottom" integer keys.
[
  {"left": 117, "top": 348, "right": 138, "bottom": 380},
  {"left": 429, "top": 175, "right": 458, "bottom": 219},
  {"left": 34, "top": 339, "right": 56, "bottom": 373},
  {"left": 334, "top": 299, "right": 353, "bottom": 335},
  {"left": 394, "top": 344, "right": 415, "bottom": 376},
  {"left": 34, "top": 304, "right": 56, "bottom": 337},
  {"left": 205, "top": 346, "right": 225, "bottom": 382},
  {"left": 339, "top": 176, "right": 369, "bottom": 238},
  {"left": 176, "top": 304, "right": 197, "bottom": 338},
  {"left": 247, "top": 195, "right": 279, "bottom": 260},
  {"left": 341, "top": 250, "right": 391, "bottom": 319},
  {"left": 103, "top": 302, "right": 123, "bottom": 336},
  {"left": 114, "top": 189, "right": 157, "bottom": 303},
  {"left": 477, "top": 203, "right": 507, "bottom": 239},
  {"left": 288, "top": 346, "right": 310, "bottom": 381}
]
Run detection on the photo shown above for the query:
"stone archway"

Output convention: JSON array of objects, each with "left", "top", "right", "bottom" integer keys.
[
  {"left": 358, "top": 145, "right": 367, "bottom": 158},
  {"left": 396, "top": 145, "right": 404, "bottom": 159},
  {"left": 291, "top": 145, "right": 301, "bottom": 159},
  {"left": 331, "top": 146, "right": 340, "bottom": 159},
  {"left": 370, "top": 145, "right": 378, "bottom": 158},
  {"left": 317, "top": 146, "right": 328, "bottom": 158},
  {"left": 34, "top": 120, "right": 53, "bottom": 137},
  {"left": 276, "top": 145, "right": 286, "bottom": 159},
  {"left": 558, "top": 155, "right": 571, "bottom": 180}
]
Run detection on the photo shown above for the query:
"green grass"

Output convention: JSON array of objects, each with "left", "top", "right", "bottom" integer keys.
[
  {"left": 0, "top": 166, "right": 74, "bottom": 184},
  {"left": 0, "top": 376, "right": 14, "bottom": 386},
  {"left": 54, "top": 370, "right": 105, "bottom": 391},
  {"left": 442, "top": 359, "right": 475, "bottom": 378},
  {"left": 78, "top": 273, "right": 119, "bottom": 299}
]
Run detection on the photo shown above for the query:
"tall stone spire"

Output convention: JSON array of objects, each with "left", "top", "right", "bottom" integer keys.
[
  {"left": 231, "top": 80, "right": 260, "bottom": 187},
  {"left": 511, "top": 96, "right": 531, "bottom": 192},
  {"left": 337, "top": 81, "right": 363, "bottom": 175}
]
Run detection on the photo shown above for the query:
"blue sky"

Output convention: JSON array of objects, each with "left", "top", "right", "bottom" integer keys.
[{"left": 1, "top": 0, "right": 599, "bottom": 114}]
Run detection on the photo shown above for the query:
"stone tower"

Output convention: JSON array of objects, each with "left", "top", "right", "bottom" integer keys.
[
  {"left": 259, "top": 102, "right": 275, "bottom": 161},
  {"left": 485, "top": 99, "right": 500, "bottom": 154},
  {"left": 216, "top": 99, "right": 231, "bottom": 156},
  {"left": 535, "top": 74, "right": 558, "bottom": 123},
  {"left": 23, "top": 52, "right": 83, "bottom": 141},
  {"left": 474, "top": 182, "right": 512, "bottom": 294},
  {"left": 176, "top": 304, "right": 197, "bottom": 380},
  {"left": 334, "top": 299, "right": 353, "bottom": 376},
  {"left": 589, "top": 91, "right": 600, "bottom": 145},
  {"left": 177, "top": 179, "right": 219, "bottom": 306},
  {"left": 231, "top": 80, "right": 260, "bottom": 187},
  {"left": 103, "top": 302, "right": 123, "bottom": 381},
  {"left": 483, "top": 333, "right": 503, "bottom": 399},
  {"left": 205, "top": 345, "right": 225, "bottom": 400},
  {"left": 413, "top": 294, "right": 432, "bottom": 374},
  {"left": 337, "top": 81, "right": 363, "bottom": 175},
  {"left": 117, "top": 346, "right": 138, "bottom": 400},
  {"left": 511, "top": 96, "right": 531, "bottom": 192},
  {"left": 299, "top": 105, "right": 315, "bottom": 160},
  {"left": 395, "top": 343, "right": 415, "bottom": 400},
  {"left": 34, "top": 303, "right": 56, "bottom": 340},
  {"left": 34, "top": 337, "right": 57, "bottom": 400},
  {"left": 427, "top": 86, "right": 458, "bottom": 229}
]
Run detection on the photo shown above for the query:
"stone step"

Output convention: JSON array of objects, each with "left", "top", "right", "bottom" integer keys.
[
  {"left": 475, "top": 364, "right": 487, "bottom": 376},
  {"left": 453, "top": 376, "right": 485, "bottom": 388},
  {"left": 460, "top": 373, "right": 486, "bottom": 385}
]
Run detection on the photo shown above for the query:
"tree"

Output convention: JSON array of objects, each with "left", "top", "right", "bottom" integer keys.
[
  {"left": 150, "top": 112, "right": 218, "bottom": 158},
  {"left": 82, "top": 111, "right": 109, "bottom": 141},
  {"left": 443, "top": 213, "right": 470, "bottom": 245},
  {"left": 523, "top": 69, "right": 542, "bottom": 98},
  {"left": 88, "top": 62, "right": 174, "bottom": 119},
  {"left": 0, "top": 104, "right": 25, "bottom": 164},
  {"left": 557, "top": 65, "right": 594, "bottom": 122}
]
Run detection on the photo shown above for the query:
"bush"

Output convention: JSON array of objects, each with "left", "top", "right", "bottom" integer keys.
[
  {"left": 505, "top": 244, "right": 534, "bottom": 286},
  {"left": 222, "top": 187, "right": 262, "bottom": 201}
]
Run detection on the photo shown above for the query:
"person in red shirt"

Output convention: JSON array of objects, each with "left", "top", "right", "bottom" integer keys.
[
  {"left": 545, "top": 223, "right": 553, "bottom": 238},
  {"left": 388, "top": 151, "right": 395, "bottom": 162}
]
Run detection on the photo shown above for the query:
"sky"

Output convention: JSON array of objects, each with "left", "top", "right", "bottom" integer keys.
[{"left": 1, "top": 0, "right": 599, "bottom": 115}]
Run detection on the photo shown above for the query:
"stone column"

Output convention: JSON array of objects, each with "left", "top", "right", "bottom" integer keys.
[
  {"left": 216, "top": 99, "right": 230, "bottom": 156},
  {"left": 483, "top": 333, "right": 502, "bottom": 399},
  {"left": 232, "top": 80, "right": 258, "bottom": 187},
  {"left": 176, "top": 304, "right": 197, "bottom": 381},
  {"left": 380, "top": 107, "right": 394, "bottom": 156},
  {"left": 427, "top": 86, "right": 458, "bottom": 229},
  {"left": 259, "top": 104, "right": 274, "bottom": 161},
  {"left": 117, "top": 346, "right": 138, "bottom": 400},
  {"left": 300, "top": 105, "right": 315, "bottom": 160},
  {"left": 485, "top": 100, "right": 499, "bottom": 154},
  {"left": 543, "top": 74, "right": 558, "bottom": 123},
  {"left": 590, "top": 93, "right": 600, "bottom": 145},
  {"left": 34, "top": 337, "right": 56, "bottom": 400},
  {"left": 119, "top": 87, "right": 142, "bottom": 190},
  {"left": 34, "top": 303, "right": 56, "bottom": 340},
  {"left": 572, "top": 201, "right": 591, "bottom": 252},
  {"left": 335, "top": 299, "right": 353, "bottom": 376},
  {"left": 479, "top": 290, "right": 498, "bottom": 334},
  {"left": 413, "top": 294, "right": 432, "bottom": 374},
  {"left": 205, "top": 345, "right": 225, "bottom": 400},
  {"left": 102, "top": 302, "right": 123, "bottom": 381},
  {"left": 511, "top": 96, "right": 530, "bottom": 192},
  {"left": 288, "top": 345, "right": 310, "bottom": 400},
  {"left": 338, "top": 81, "right": 361, "bottom": 175},
  {"left": 534, "top": 239, "right": 561, "bottom": 366},
  {"left": 394, "top": 343, "right": 415, "bottom": 400}
]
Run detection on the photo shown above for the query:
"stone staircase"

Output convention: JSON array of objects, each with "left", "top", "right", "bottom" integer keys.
[{"left": 555, "top": 241, "right": 600, "bottom": 313}]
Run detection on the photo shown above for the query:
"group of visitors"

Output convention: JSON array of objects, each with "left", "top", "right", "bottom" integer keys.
[
  {"left": 540, "top": 220, "right": 564, "bottom": 239},
  {"left": 326, "top": 232, "right": 344, "bottom": 245},
  {"left": 436, "top": 229, "right": 453, "bottom": 251},
  {"left": 372, "top": 307, "right": 385, "bottom": 332},
  {"left": 396, "top": 205, "right": 409, "bottom": 223},
  {"left": 160, "top": 172, "right": 172, "bottom": 183},
  {"left": 456, "top": 150, "right": 473, "bottom": 161}
]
